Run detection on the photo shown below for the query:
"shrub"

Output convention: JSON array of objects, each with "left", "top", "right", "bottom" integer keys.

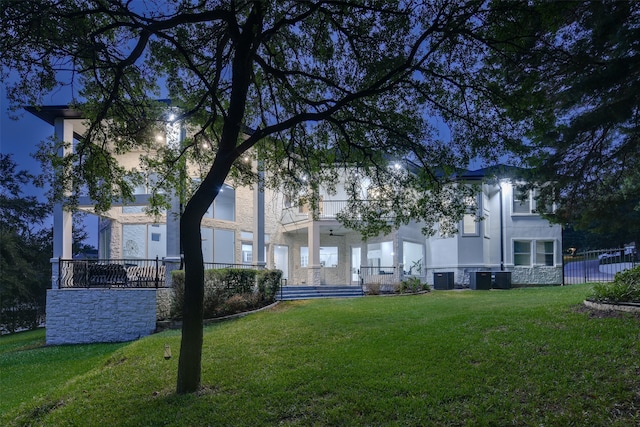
[
  {"left": 399, "top": 277, "right": 430, "bottom": 293},
  {"left": 589, "top": 265, "right": 640, "bottom": 303},
  {"left": 364, "top": 282, "right": 381, "bottom": 295},
  {"left": 171, "top": 268, "right": 281, "bottom": 319},
  {"left": 257, "top": 269, "right": 283, "bottom": 302},
  {"left": 222, "top": 294, "right": 251, "bottom": 315}
]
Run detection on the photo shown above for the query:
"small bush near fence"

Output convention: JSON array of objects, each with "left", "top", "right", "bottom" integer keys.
[
  {"left": 589, "top": 265, "right": 640, "bottom": 304},
  {"left": 171, "top": 268, "right": 282, "bottom": 319}
]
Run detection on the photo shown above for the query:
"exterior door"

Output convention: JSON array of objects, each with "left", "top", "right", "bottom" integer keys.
[
  {"left": 351, "top": 246, "right": 361, "bottom": 284},
  {"left": 274, "top": 245, "right": 289, "bottom": 281}
]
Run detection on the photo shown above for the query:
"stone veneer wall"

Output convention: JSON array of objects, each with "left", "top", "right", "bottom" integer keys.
[
  {"left": 511, "top": 266, "right": 562, "bottom": 286},
  {"left": 156, "top": 287, "right": 175, "bottom": 320},
  {"left": 426, "top": 266, "right": 563, "bottom": 287},
  {"left": 46, "top": 289, "right": 157, "bottom": 345}
]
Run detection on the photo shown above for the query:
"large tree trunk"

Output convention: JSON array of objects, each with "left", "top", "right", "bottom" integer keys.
[
  {"left": 175, "top": 2, "right": 263, "bottom": 394},
  {"left": 175, "top": 207, "right": 205, "bottom": 394},
  {"left": 175, "top": 156, "right": 235, "bottom": 394}
]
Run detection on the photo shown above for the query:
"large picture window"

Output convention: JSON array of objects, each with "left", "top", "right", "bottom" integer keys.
[
  {"left": 202, "top": 183, "right": 235, "bottom": 221},
  {"left": 201, "top": 227, "right": 235, "bottom": 264},
  {"left": 300, "top": 246, "right": 339, "bottom": 268},
  {"left": 122, "top": 224, "right": 166, "bottom": 259},
  {"left": 403, "top": 241, "right": 424, "bottom": 276},
  {"left": 367, "top": 241, "right": 393, "bottom": 268}
]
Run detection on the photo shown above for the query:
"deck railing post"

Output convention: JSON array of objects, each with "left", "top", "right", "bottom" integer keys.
[{"left": 154, "top": 256, "right": 159, "bottom": 288}]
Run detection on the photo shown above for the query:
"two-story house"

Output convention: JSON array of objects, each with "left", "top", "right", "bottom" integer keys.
[{"left": 29, "top": 106, "right": 563, "bottom": 291}]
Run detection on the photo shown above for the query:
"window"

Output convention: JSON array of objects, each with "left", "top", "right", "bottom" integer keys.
[
  {"left": 300, "top": 246, "right": 309, "bottom": 267},
  {"left": 122, "top": 205, "right": 145, "bottom": 214},
  {"left": 514, "top": 240, "right": 555, "bottom": 266},
  {"left": 513, "top": 188, "right": 538, "bottom": 214},
  {"left": 536, "top": 241, "right": 554, "bottom": 266},
  {"left": 201, "top": 228, "right": 235, "bottom": 264},
  {"left": 214, "top": 229, "right": 235, "bottom": 263},
  {"left": 320, "top": 246, "right": 338, "bottom": 267},
  {"left": 462, "top": 195, "right": 478, "bottom": 235},
  {"left": 122, "top": 224, "right": 166, "bottom": 259},
  {"left": 213, "top": 184, "right": 235, "bottom": 221},
  {"left": 367, "top": 241, "right": 393, "bottom": 268},
  {"left": 201, "top": 183, "right": 235, "bottom": 221},
  {"left": 403, "top": 241, "right": 424, "bottom": 276},
  {"left": 300, "top": 246, "right": 338, "bottom": 267},
  {"left": 514, "top": 240, "right": 531, "bottom": 266},
  {"left": 242, "top": 244, "right": 253, "bottom": 264},
  {"left": 462, "top": 214, "right": 478, "bottom": 235}
]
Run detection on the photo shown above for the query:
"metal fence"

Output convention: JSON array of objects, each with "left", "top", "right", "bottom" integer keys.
[
  {"left": 360, "top": 266, "right": 398, "bottom": 286},
  {"left": 59, "top": 259, "right": 268, "bottom": 289},
  {"left": 59, "top": 258, "right": 165, "bottom": 288},
  {"left": 203, "top": 262, "right": 266, "bottom": 270},
  {"left": 563, "top": 247, "right": 638, "bottom": 285}
]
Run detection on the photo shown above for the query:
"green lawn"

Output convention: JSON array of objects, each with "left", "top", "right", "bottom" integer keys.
[{"left": 2, "top": 284, "right": 639, "bottom": 426}]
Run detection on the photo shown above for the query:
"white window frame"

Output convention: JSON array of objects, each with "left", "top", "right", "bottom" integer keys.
[
  {"left": 513, "top": 239, "right": 556, "bottom": 266},
  {"left": 462, "top": 213, "right": 479, "bottom": 236},
  {"left": 512, "top": 188, "right": 538, "bottom": 215},
  {"left": 535, "top": 240, "right": 555, "bottom": 266},
  {"left": 513, "top": 240, "right": 532, "bottom": 266}
]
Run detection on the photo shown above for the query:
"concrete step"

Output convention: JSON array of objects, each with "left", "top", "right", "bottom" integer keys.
[{"left": 278, "top": 285, "right": 364, "bottom": 301}]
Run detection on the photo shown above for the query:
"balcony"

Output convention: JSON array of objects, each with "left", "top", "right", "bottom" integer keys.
[
  {"left": 280, "top": 200, "right": 350, "bottom": 224},
  {"left": 280, "top": 199, "right": 397, "bottom": 225}
]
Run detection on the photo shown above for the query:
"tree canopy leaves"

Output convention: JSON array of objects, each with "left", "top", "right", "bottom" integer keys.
[{"left": 482, "top": 1, "right": 640, "bottom": 245}]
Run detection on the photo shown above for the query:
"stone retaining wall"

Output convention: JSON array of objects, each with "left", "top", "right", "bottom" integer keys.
[{"left": 46, "top": 288, "right": 157, "bottom": 345}]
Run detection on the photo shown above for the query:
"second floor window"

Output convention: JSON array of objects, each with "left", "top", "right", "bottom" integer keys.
[
  {"left": 513, "top": 188, "right": 536, "bottom": 214},
  {"left": 205, "top": 184, "right": 235, "bottom": 221}
]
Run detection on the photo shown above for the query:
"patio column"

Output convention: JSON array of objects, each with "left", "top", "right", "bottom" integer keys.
[
  {"left": 396, "top": 233, "right": 404, "bottom": 283},
  {"left": 253, "top": 160, "right": 266, "bottom": 268},
  {"left": 307, "top": 221, "right": 321, "bottom": 286},
  {"left": 164, "top": 121, "right": 185, "bottom": 286},
  {"left": 51, "top": 118, "right": 74, "bottom": 289}
]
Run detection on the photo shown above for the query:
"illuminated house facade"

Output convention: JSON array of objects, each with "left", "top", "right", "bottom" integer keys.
[{"left": 30, "top": 106, "right": 563, "bottom": 290}]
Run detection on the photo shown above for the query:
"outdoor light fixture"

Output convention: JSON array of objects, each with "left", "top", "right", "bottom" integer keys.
[{"left": 164, "top": 344, "right": 172, "bottom": 360}]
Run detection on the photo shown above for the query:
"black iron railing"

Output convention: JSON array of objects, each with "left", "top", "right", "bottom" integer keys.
[
  {"left": 203, "top": 262, "right": 266, "bottom": 270},
  {"left": 564, "top": 248, "right": 638, "bottom": 285},
  {"left": 59, "top": 257, "right": 165, "bottom": 288}
]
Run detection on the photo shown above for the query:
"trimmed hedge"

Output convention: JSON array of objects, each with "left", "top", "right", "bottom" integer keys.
[{"left": 171, "top": 268, "right": 282, "bottom": 319}]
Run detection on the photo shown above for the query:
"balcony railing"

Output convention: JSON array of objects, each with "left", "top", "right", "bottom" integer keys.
[
  {"left": 58, "top": 258, "right": 165, "bottom": 288},
  {"left": 360, "top": 266, "right": 399, "bottom": 285},
  {"left": 281, "top": 200, "right": 397, "bottom": 224},
  {"left": 58, "top": 259, "right": 268, "bottom": 289},
  {"left": 203, "top": 262, "right": 266, "bottom": 270}
]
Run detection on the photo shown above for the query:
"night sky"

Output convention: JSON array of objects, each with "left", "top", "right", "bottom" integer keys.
[{"left": 0, "top": 85, "right": 99, "bottom": 247}]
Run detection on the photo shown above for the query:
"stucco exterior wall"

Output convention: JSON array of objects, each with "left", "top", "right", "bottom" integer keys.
[{"left": 46, "top": 289, "right": 157, "bottom": 345}]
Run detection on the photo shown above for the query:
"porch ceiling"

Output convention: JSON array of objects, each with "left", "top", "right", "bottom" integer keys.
[{"left": 282, "top": 222, "right": 351, "bottom": 237}]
